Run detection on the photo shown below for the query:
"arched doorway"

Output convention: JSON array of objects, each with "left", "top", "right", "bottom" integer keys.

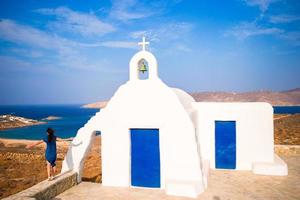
[{"left": 81, "top": 131, "right": 102, "bottom": 183}]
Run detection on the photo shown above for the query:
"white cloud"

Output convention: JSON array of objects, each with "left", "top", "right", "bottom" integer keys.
[
  {"left": 0, "top": 19, "right": 138, "bottom": 52},
  {"left": 0, "top": 19, "right": 82, "bottom": 64},
  {"left": 77, "top": 40, "right": 137, "bottom": 49},
  {"left": 269, "top": 14, "right": 300, "bottom": 23},
  {"left": 35, "top": 7, "right": 115, "bottom": 37},
  {"left": 130, "top": 22, "right": 193, "bottom": 42},
  {"left": 0, "top": 19, "right": 126, "bottom": 72},
  {"left": 97, "top": 41, "right": 137, "bottom": 49},
  {"left": 224, "top": 22, "right": 283, "bottom": 40},
  {"left": 243, "top": 0, "right": 279, "bottom": 12},
  {"left": 109, "top": 0, "right": 155, "bottom": 22},
  {"left": 0, "top": 19, "right": 73, "bottom": 50},
  {"left": 130, "top": 22, "right": 193, "bottom": 54},
  {"left": 130, "top": 30, "right": 148, "bottom": 39},
  {"left": 10, "top": 48, "right": 44, "bottom": 58},
  {"left": 279, "top": 31, "right": 300, "bottom": 46}
]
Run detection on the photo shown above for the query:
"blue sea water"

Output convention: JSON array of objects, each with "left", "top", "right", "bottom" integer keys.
[
  {"left": 273, "top": 106, "right": 300, "bottom": 114},
  {"left": 0, "top": 105, "right": 99, "bottom": 140},
  {"left": 0, "top": 105, "right": 299, "bottom": 140}
]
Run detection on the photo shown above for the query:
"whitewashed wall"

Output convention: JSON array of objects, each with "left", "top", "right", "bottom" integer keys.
[
  {"left": 99, "top": 79, "right": 205, "bottom": 197},
  {"left": 62, "top": 50, "right": 206, "bottom": 198},
  {"left": 192, "top": 102, "right": 274, "bottom": 170}
]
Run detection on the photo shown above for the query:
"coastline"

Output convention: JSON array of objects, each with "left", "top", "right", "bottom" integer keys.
[
  {"left": 41, "top": 116, "right": 62, "bottom": 121},
  {"left": 0, "top": 113, "right": 299, "bottom": 142},
  {"left": 0, "top": 115, "right": 62, "bottom": 131},
  {"left": 0, "top": 115, "right": 46, "bottom": 131},
  {"left": 0, "top": 121, "right": 46, "bottom": 131},
  {"left": 81, "top": 101, "right": 107, "bottom": 109}
]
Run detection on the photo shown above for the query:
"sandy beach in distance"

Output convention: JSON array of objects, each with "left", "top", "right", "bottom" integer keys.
[{"left": 1, "top": 138, "right": 46, "bottom": 146}]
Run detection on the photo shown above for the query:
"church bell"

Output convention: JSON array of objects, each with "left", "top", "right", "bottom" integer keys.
[{"left": 139, "top": 62, "right": 148, "bottom": 73}]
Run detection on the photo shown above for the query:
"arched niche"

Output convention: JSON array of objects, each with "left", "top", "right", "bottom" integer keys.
[
  {"left": 137, "top": 59, "right": 149, "bottom": 80},
  {"left": 129, "top": 50, "right": 158, "bottom": 81}
]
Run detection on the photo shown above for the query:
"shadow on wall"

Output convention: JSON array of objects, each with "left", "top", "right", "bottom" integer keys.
[
  {"left": 61, "top": 127, "right": 102, "bottom": 183},
  {"left": 62, "top": 140, "right": 83, "bottom": 171}
]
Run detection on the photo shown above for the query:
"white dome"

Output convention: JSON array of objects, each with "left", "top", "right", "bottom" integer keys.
[{"left": 172, "top": 88, "right": 195, "bottom": 112}]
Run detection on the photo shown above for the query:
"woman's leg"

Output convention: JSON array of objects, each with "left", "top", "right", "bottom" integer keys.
[
  {"left": 46, "top": 162, "right": 51, "bottom": 179},
  {"left": 49, "top": 161, "right": 56, "bottom": 178},
  {"left": 53, "top": 166, "right": 56, "bottom": 176}
]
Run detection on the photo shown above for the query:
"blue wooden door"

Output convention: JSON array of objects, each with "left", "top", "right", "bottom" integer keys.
[
  {"left": 215, "top": 121, "right": 236, "bottom": 169},
  {"left": 130, "top": 129, "right": 160, "bottom": 188}
]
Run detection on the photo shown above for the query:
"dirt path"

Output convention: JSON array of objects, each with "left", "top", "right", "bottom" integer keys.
[{"left": 274, "top": 114, "right": 291, "bottom": 120}]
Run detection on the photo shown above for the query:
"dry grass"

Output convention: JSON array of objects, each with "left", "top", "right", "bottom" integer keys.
[
  {"left": 274, "top": 114, "right": 300, "bottom": 145},
  {"left": 0, "top": 137, "right": 101, "bottom": 199}
]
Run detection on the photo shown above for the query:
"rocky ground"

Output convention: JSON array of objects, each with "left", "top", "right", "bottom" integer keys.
[
  {"left": 0, "top": 139, "right": 68, "bottom": 199},
  {"left": 0, "top": 136, "right": 102, "bottom": 199},
  {"left": 274, "top": 114, "right": 300, "bottom": 145},
  {"left": 0, "top": 114, "right": 299, "bottom": 199}
]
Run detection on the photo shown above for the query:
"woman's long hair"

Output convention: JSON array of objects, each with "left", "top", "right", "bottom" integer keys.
[{"left": 47, "top": 128, "right": 55, "bottom": 142}]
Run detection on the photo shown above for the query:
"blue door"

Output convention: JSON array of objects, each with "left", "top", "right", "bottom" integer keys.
[
  {"left": 215, "top": 121, "right": 236, "bottom": 169},
  {"left": 130, "top": 129, "right": 160, "bottom": 188}
]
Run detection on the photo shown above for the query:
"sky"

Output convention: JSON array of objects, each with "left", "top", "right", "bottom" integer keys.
[{"left": 0, "top": 0, "right": 299, "bottom": 105}]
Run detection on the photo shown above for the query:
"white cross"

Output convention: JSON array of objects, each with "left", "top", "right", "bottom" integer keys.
[{"left": 138, "top": 36, "right": 149, "bottom": 51}]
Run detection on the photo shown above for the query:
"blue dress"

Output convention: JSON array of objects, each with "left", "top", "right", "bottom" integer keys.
[{"left": 43, "top": 136, "right": 57, "bottom": 167}]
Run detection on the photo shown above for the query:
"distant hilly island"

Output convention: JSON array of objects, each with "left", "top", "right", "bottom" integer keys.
[{"left": 83, "top": 88, "right": 300, "bottom": 109}]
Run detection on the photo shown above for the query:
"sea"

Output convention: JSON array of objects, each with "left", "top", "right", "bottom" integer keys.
[
  {"left": 0, "top": 105, "right": 299, "bottom": 140},
  {"left": 273, "top": 106, "right": 300, "bottom": 114},
  {"left": 0, "top": 105, "right": 99, "bottom": 140}
]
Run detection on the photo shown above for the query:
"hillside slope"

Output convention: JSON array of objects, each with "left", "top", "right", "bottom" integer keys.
[
  {"left": 191, "top": 88, "right": 300, "bottom": 105},
  {"left": 83, "top": 88, "right": 300, "bottom": 108}
]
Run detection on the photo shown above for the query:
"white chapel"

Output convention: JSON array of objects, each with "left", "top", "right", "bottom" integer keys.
[{"left": 62, "top": 37, "right": 288, "bottom": 198}]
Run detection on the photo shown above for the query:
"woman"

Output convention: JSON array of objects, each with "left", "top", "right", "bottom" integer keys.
[{"left": 26, "top": 128, "right": 72, "bottom": 181}]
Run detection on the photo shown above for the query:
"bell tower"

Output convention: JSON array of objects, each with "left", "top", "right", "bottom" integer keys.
[{"left": 129, "top": 37, "right": 158, "bottom": 81}]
